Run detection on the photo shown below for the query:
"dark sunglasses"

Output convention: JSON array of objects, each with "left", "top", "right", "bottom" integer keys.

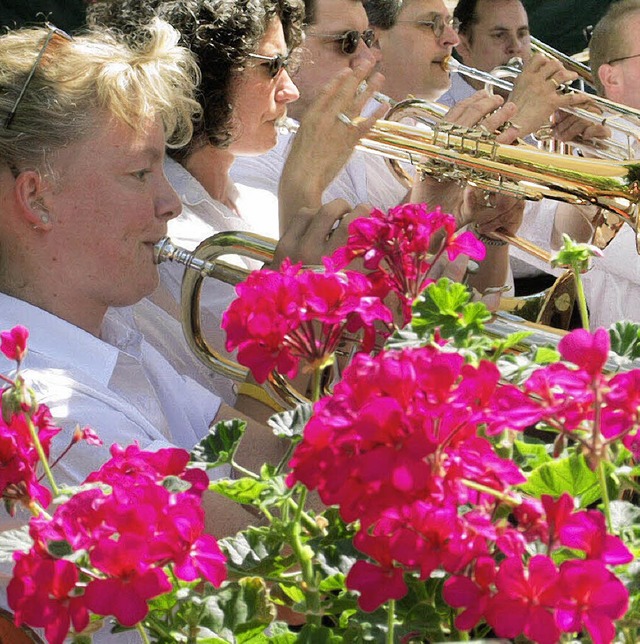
[
  {"left": 247, "top": 52, "right": 300, "bottom": 78},
  {"left": 311, "top": 29, "right": 376, "bottom": 55},
  {"left": 4, "top": 22, "right": 73, "bottom": 129}
]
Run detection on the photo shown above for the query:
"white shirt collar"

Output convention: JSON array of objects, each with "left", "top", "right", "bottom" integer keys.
[{"left": 0, "top": 292, "right": 120, "bottom": 386}]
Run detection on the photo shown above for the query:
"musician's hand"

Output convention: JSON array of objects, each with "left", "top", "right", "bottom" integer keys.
[
  {"left": 508, "top": 53, "right": 580, "bottom": 138},
  {"left": 272, "top": 200, "right": 370, "bottom": 268},
  {"left": 551, "top": 109, "right": 611, "bottom": 146},
  {"left": 278, "top": 61, "right": 385, "bottom": 233},
  {"left": 460, "top": 187, "right": 524, "bottom": 236}
]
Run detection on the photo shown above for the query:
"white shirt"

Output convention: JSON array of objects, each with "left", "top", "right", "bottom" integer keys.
[
  {"left": 579, "top": 125, "right": 640, "bottom": 329},
  {"left": 230, "top": 121, "right": 408, "bottom": 212},
  {"left": 140, "top": 157, "right": 279, "bottom": 404},
  {"left": 0, "top": 293, "right": 224, "bottom": 641}
]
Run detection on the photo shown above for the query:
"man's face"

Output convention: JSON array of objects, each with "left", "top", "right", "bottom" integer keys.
[
  {"left": 456, "top": 0, "right": 530, "bottom": 72},
  {"left": 288, "top": 0, "right": 378, "bottom": 118},
  {"left": 599, "top": 13, "right": 640, "bottom": 110},
  {"left": 375, "top": 0, "right": 460, "bottom": 101}
]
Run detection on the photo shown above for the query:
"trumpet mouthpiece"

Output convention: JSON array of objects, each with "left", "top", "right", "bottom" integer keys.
[{"left": 441, "top": 55, "right": 454, "bottom": 72}]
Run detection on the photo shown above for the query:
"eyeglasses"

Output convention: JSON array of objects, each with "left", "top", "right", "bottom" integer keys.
[
  {"left": 308, "top": 29, "right": 376, "bottom": 55},
  {"left": 395, "top": 15, "right": 461, "bottom": 39},
  {"left": 4, "top": 23, "right": 73, "bottom": 130},
  {"left": 607, "top": 52, "right": 640, "bottom": 65},
  {"left": 247, "top": 52, "right": 300, "bottom": 78}
]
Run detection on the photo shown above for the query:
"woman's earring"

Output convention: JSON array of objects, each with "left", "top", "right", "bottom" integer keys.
[{"left": 40, "top": 213, "right": 50, "bottom": 224}]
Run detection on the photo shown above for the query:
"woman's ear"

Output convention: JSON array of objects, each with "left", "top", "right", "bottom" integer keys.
[{"left": 13, "top": 169, "right": 52, "bottom": 230}]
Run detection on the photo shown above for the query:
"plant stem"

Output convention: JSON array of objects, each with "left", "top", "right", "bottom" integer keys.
[
  {"left": 460, "top": 478, "right": 522, "bottom": 506},
  {"left": 572, "top": 267, "right": 589, "bottom": 330},
  {"left": 597, "top": 460, "right": 613, "bottom": 533},
  {"left": 135, "top": 623, "right": 151, "bottom": 644},
  {"left": 289, "top": 484, "right": 321, "bottom": 625},
  {"left": 386, "top": 600, "right": 395, "bottom": 644},
  {"left": 27, "top": 416, "right": 59, "bottom": 496}
]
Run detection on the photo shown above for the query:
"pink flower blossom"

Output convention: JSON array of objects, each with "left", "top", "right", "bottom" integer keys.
[
  {"left": 0, "top": 325, "right": 29, "bottom": 362},
  {"left": 555, "top": 559, "right": 628, "bottom": 644},
  {"left": 485, "top": 555, "right": 561, "bottom": 644},
  {"left": 222, "top": 259, "right": 392, "bottom": 382},
  {"left": 558, "top": 327, "right": 609, "bottom": 377},
  {"left": 8, "top": 552, "right": 89, "bottom": 644}
]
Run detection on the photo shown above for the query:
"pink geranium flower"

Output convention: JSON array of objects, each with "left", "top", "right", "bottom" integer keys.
[
  {"left": 8, "top": 553, "right": 89, "bottom": 644},
  {"left": 0, "top": 325, "right": 29, "bottom": 362},
  {"left": 555, "top": 559, "right": 629, "bottom": 644}
]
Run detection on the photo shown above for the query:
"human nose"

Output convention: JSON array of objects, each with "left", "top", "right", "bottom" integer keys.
[
  {"left": 438, "top": 23, "right": 460, "bottom": 48},
  {"left": 350, "top": 38, "right": 378, "bottom": 69},
  {"left": 276, "top": 70, "right": 300, "bottom": 103},
  {"left": 157, "top": 173, "right": 181, "bottom": 221},
  {"left": 505, "top": 33, "right": 525, "bottom": 56}
]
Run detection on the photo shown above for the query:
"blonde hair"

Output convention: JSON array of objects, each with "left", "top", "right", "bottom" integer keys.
[
  {"left": 590, "top": 0, "right": 640, "bottom": 96},
  {"left": 0, "top": 19, "right": 201, "bottom": 171}
]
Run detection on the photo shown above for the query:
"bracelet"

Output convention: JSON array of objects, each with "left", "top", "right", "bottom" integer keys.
[
  {"left": 237, "top": 382, "right": 285, "bottom": 413},
  {"left": 473, "top": 224, "right": 508, "bottom": 247}
]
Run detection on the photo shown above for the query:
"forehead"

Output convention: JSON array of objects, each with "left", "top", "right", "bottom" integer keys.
[
  {"left": 312, "top": 0, "right": 368, "bottom": 29},
  {"left": 473, "top": 0, "right": 528, "bottom": 29}
]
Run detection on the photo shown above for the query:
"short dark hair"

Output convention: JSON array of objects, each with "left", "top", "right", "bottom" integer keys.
[
  {"left": 88, "top": 0, "right": 304, "bottom": 154},
  {"left": 365, "top": 0, "right": 404, "bottom": 30},
  {"left": 453, "top": 0, "right": 481, "bottom": 42}
]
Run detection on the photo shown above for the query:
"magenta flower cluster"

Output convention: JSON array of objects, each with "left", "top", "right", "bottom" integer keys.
[
  {"left": 287, "top": 333, "right": 633, "bottom": 644},
  {"left": 8, "top": 443, "right": 227, "bottom": 644},
  {"left": 0, "top": 326, "right": 59, "bottom": 512},
  {"left": 1, "top": 326, "right": 227, "bottom": 644},
  {"left": 222, "top": 258, "right": 393, "bottom": 383},
  {"left": 331, "top": 203, "right": 486, "bottom": 322}
]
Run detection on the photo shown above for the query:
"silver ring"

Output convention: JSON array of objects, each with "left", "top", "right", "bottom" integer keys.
[
  {"left": 337, "top": 112, "right": 356, "bottom": 127},
  {"left": 325, "top": 215, "right": 346, "bottom": 241}
]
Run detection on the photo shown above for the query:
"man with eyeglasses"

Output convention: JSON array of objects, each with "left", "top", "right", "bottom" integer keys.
[{"left": 564, "top": 0, "right": 640, "bottom": 329}]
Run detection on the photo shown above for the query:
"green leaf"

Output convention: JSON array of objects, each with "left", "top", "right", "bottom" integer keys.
[
  {"left": 268, "top": 403, "right": 313, "bottom": 440},
  {"left": 191, "top": 418, "right": 247, "bottom": 468},
  {"left": 0, "top": 525, "right": 32, "bottom": 563},
  {"left": 211, "top": 477, "right": 270, "bottom": 506},
  {"left": 519, "top": 453, "right": 612, "bottom": 507},
  {"left": 534, "top": 346, "right": 561, "bottom": 364},
  {"left": 221, "top": 528, "right": 285, "bottom": 575},
  {"left": 48, "top": 539, "right": 74, "bottom": 558},
  {"left": 197, "top": 577, "right": 275, "bottom": 642},
  {"left": 513, "top": 439, "right": 552, "bottom": 471},
  {"left": 609, "top": 320, "right": 640, "bottom": 361},
  {"left": 295, "top": 624, "right": 344, "bottom": 643}
]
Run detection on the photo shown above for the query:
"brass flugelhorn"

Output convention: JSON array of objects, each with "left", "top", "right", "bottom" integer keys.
[{"left": 154, "top": 233, "right": 314, "bottom": 409}]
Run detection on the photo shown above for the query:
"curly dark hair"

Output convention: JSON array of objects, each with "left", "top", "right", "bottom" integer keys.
[{"left": 87, "top": 0, "right": 304, "bottom": 155}]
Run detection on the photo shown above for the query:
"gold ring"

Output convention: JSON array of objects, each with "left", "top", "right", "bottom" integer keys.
[{"left": 550, "top": 78, "right": 560, "bottom": 89}]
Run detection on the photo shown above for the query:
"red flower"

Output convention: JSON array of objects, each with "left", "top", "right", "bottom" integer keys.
[
  {"left": 84, "top": 534, "right": 172, "bottom": 626},
  {"left": 558, "top": 327, "right": 609, "bottom": 377},
  {"left": 0, "top": 325, "right": 29, "bottom": 362},
  {"left": 555, "top": 559, "right": 628, "bottom": 644},
  {"left": 485, "top": 555, "right": 561, "bottom": 644},
  {"left": 8, "top": 553, "right": 89, "bottom": 644}
]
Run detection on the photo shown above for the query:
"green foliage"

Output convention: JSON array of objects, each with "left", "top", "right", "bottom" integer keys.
[{"left": 191, "top": 418, "right": 247, "bottom": 468}]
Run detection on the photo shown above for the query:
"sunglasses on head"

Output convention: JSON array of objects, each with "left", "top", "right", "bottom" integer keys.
[
  {"left": 311, "top": 29, "right": 376, "bottom": 55},
  {"left": 4, "top": 22, "right": 73, "bottom": 129},
  {"left": 247, "top": 52, "right": 300, "bottom": 78}
]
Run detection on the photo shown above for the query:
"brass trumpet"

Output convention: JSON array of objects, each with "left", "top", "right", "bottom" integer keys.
[{"left": 443, "top": 55, "right": 640, "bottom": 158}]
